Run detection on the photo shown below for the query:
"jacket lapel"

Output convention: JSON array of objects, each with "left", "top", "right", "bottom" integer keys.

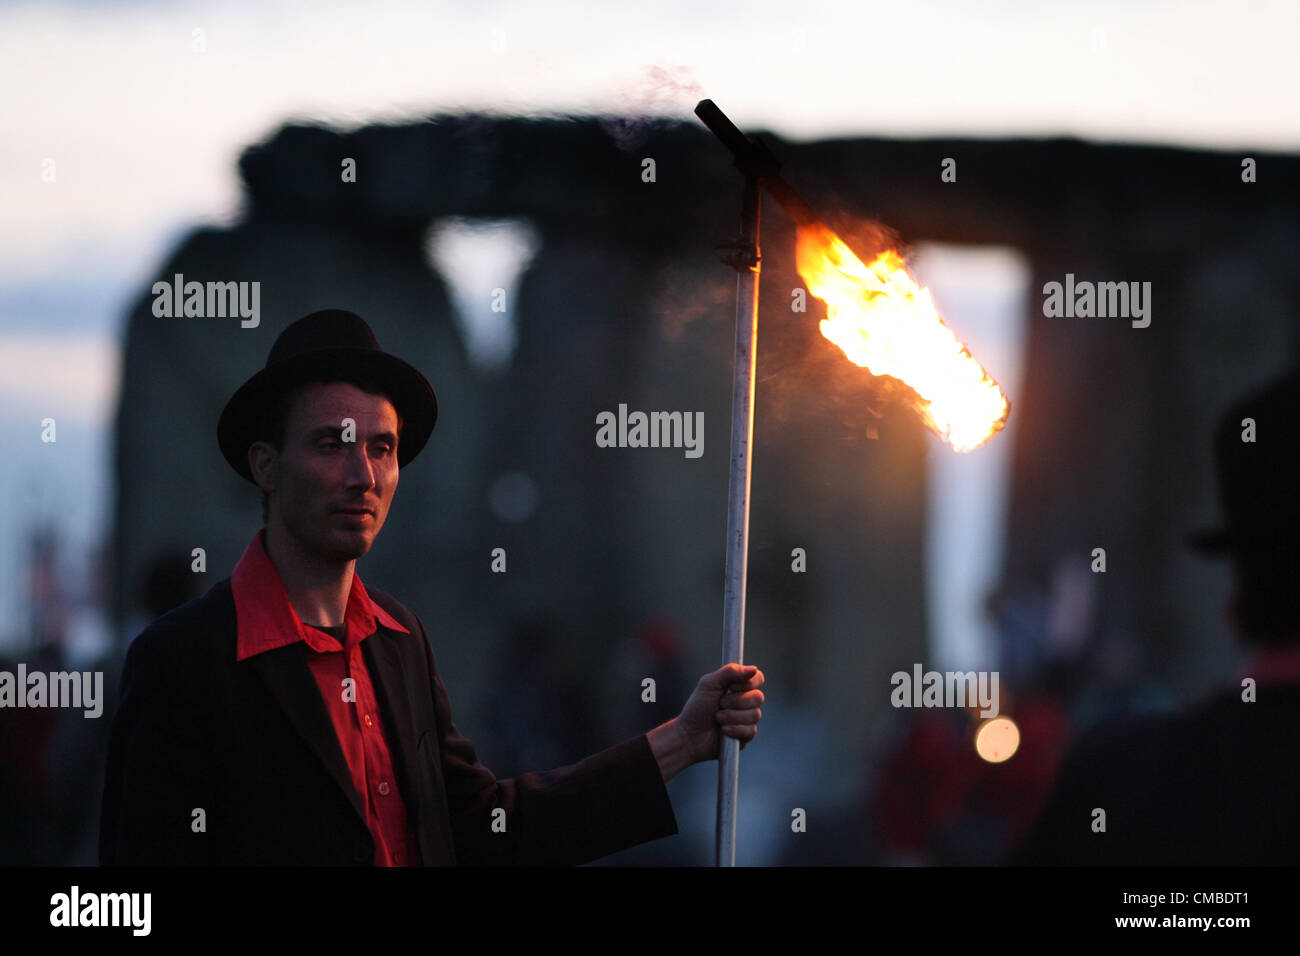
[
  {"left": 362, "top": 629, "right": 423, "bottom": 820},
  {"left": 246, "top": 642, "right": 368, "bottom": 826}
]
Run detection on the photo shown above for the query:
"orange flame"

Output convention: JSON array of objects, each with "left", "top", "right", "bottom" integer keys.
[{"left": 796, "top": 223, "right": 1009, "bottom": 451}]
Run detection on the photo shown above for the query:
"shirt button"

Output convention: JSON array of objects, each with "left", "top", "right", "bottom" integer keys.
[
  {"left": 364, "top": 714, "right": 373, "bottom": 728},
  {"left": 378, "top": 781, "right": 390, "bottom": 796}
]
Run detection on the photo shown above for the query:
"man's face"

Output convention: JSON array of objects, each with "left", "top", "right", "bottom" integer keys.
[{"left": 261, "top": 381, "right": 401, "bottom": 562}]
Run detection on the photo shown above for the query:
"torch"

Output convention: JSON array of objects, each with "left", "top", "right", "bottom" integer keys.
[{"left": 695, "top": 99, "right": 1010, "bottom": 867}]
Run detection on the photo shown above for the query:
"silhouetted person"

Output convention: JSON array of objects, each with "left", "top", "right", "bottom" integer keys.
[{"left": 1009, "top": 368, "right": 1300, "bottom": 865}]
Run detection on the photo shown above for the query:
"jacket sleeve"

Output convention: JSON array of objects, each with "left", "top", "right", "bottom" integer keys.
[
  {"left": 416, "top": 622, "right": 679, "bottom": 866},
  {"left": 99, "top": 625, "right": 215, "bottom": 865}
]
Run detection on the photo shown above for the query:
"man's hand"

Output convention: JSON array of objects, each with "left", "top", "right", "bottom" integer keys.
[{"left": 647, "top": 663, "right": 765, "bottom": 784}]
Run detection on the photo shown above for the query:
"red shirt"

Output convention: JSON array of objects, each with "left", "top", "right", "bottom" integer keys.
[{"left": 232, "top": 529, "right": 422, "bottom": 866}]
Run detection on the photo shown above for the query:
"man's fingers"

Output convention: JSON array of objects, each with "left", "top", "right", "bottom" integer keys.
[
  {"left": 717, "top": 689, "right": 764, "bottom": 709},
  {"left": 702, "top": 663, "right": 763, "bottom": 693},
  {"left": 722, "top": 724, "right": 758, "bottom": 744},
  {"left": 726, "top": 671, "right": 764, "bottom": 694},
  {"left": 720, "top": 720, "right": 758, "bottom": 751},
  {"left": 701, "top": 663, "right": 756, "bottom": 690},
  {"left": 699, "top": 665, "right": 765, "bottom": 756}
]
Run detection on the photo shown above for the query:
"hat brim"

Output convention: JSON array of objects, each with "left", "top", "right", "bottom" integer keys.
[{"left": 218, "top": 348, "right": 438, "bottom": 484}]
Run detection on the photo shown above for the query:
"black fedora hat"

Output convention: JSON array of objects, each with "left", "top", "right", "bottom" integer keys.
[
  {"left": 217, "top": 309, "right": 438, "bottom": 484},
  {"left": 1190, "top": 367, "right": 1300, "bottom": 555}
]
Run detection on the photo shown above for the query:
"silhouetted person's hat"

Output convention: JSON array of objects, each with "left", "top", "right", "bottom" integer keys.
[
  {"left": 1191, "top": 367, "right": 1300, "bottom": 554},
  {"left": 217, "top": 309, "right": 438, "bottom": 484}
]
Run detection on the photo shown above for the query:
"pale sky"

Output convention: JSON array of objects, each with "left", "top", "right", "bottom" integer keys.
[
  {"left": 0, "top": 0, "right": 1291, "bottom": 646},
  {"left": 0, "top": 0, "right": 1293, "bottom": 507},
  {"left": 2, "top": 0, "right": 1296, "bottom": 294}
]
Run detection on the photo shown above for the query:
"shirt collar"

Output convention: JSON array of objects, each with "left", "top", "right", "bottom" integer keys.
[{"left": 233, "top": 528, "right": 409, "bottom": 662}]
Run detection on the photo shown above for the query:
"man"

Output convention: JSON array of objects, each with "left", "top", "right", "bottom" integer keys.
[
  {"left": 1007, "top": 368, "right": 1300, "bottom": 865},
  {"left": 99, "top": 308, "right": 765, "bottom": 866}
]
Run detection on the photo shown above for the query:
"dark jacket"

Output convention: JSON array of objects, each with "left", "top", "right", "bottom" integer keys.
[
  {"left": 1008, "top": 685, "right": 1300, "bottom": 865},
  {"left": 99, "top": 578, "right": 678, "bottom": 865}
]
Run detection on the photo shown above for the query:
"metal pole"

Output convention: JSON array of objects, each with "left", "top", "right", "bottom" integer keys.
[
  {"left": 694, "top": 98, "right": 828, "bottom": 231},
  {"left": 716, "top": 172, "right": 761, "bottom": 867}
]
